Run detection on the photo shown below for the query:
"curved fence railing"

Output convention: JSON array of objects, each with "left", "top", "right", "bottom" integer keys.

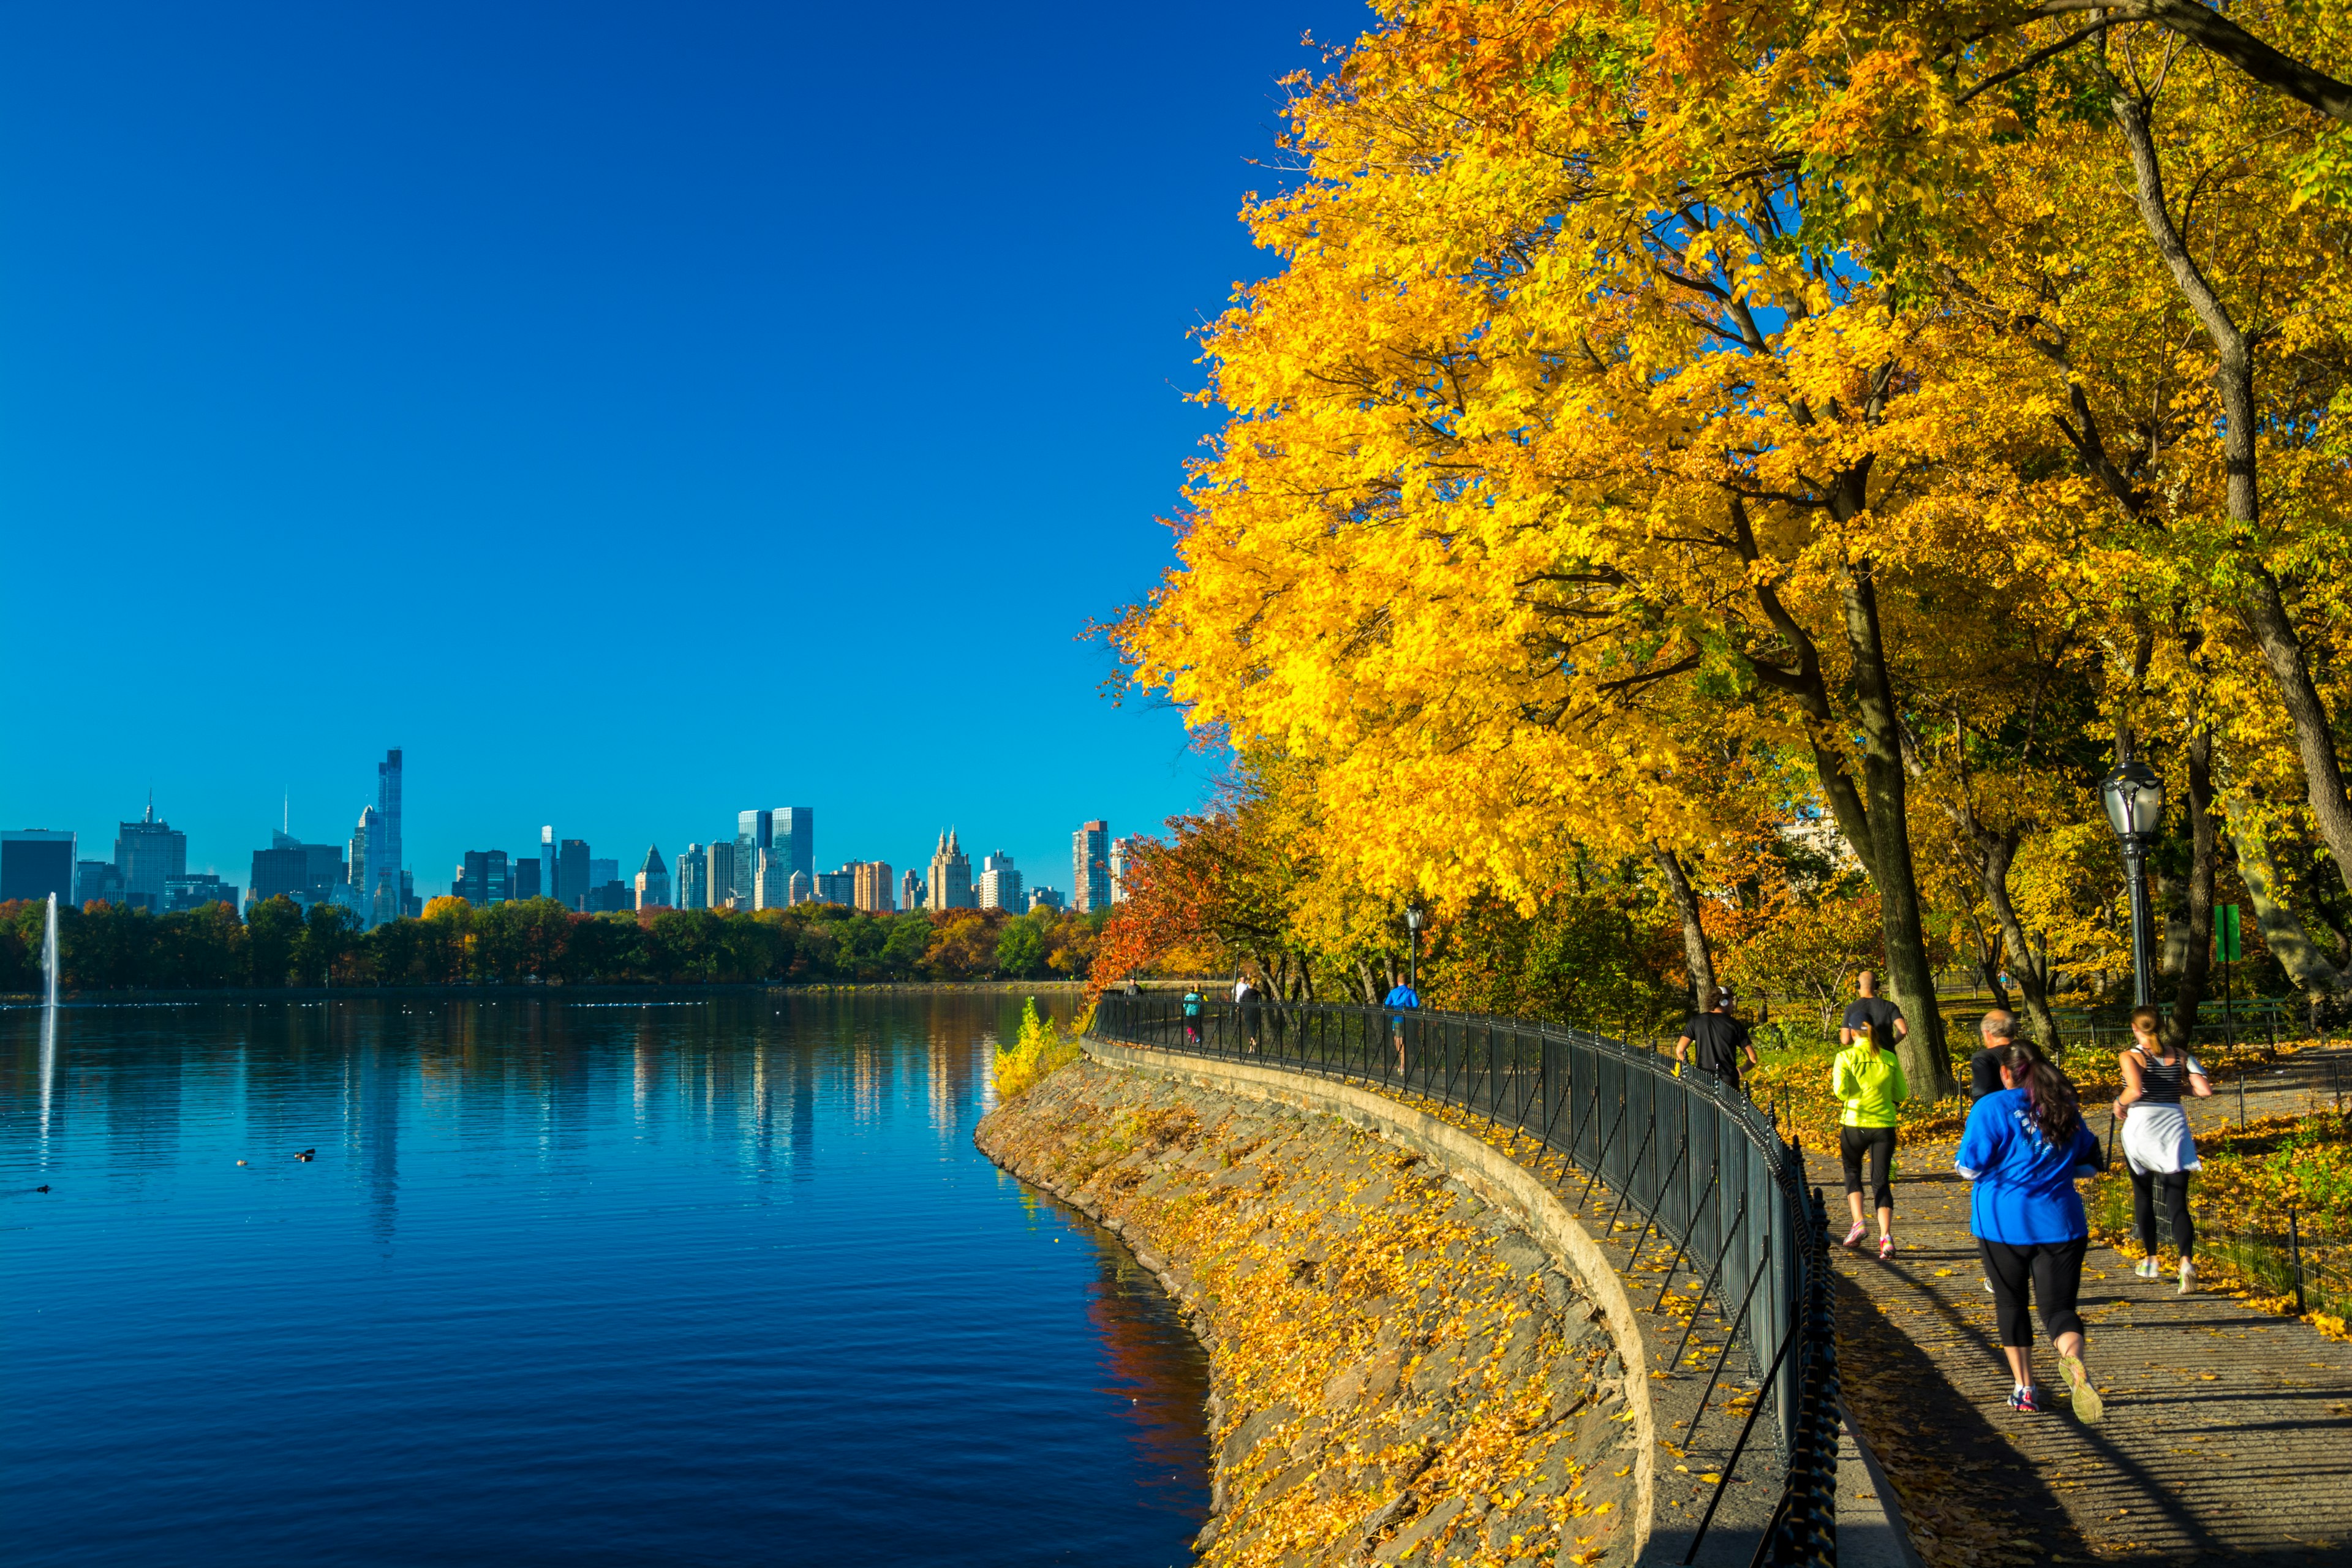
[{"left": 1088, "top": 993, "right": 1839, "bottom": 1568}]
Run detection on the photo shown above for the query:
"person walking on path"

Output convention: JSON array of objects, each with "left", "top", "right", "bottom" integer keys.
[
  {"left": 1841, "top": 970, "right": 1908, "bottom": 1050},
  {"left": 1834, "top": 1021, "right": 1909, "bottom": 1259},
  {"left": 1181, "top": 986, "right": 1204, "bottom": 1046},
  {"left": 1383, "top": 976, "right": 1419, "bottom": 1076},
  {"left": 1956, "top": 1041, "right": 2107, "bottom": 1422},
  {"left": 1674, "top": 987, "right": 1756, "bottom": 1091},
  {"left": 2113, "top": 1003, "right": 2213, "bottom": 1294},
  {"left": 1235, "top": 971, "right": 1264, "bottom": 1053},
  {"left": 1969, "top": 1010, "right": 2016, "bottom": 1101}
]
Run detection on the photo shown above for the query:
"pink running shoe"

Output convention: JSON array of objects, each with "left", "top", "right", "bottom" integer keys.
[
  {"left": 1879, "top": 1236, "right": 1896, "bottom": 1261},
  {"left": 1843, "top": 1221, "right": 1866, "bottom": 1248}
]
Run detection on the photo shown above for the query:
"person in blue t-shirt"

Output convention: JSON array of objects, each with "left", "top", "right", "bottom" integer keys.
[
  {"left": 1384, "top": 980, "right": 1419, "bottom": 1074},
  {"left": 1955, "top": 1041, "right": 2106, "bottom": 1422}
]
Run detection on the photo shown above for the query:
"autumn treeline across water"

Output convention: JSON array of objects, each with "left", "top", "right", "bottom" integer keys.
[
  {"left": 0, "top": 897, "right": 1112, "bottom": 992},
  {"left": 1079, "top": 1, "right": 2352, "bottom": 1102}
]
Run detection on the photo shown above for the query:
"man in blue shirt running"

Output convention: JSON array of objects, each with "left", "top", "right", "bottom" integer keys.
[{"left": 1384, "top": 979, "right": 1419, "bottom": 1074}]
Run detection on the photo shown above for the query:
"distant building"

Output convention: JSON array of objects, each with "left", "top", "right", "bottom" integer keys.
[
  {"left": 367, "top": 750, "right": 405, "bottom": 927},
  {"left": 539, "top": 827, "right": 556, "bottom": 910},
  {"left": 788, "top": 870, "right": 811, "bottom": 905},
  {"left": 775, "top": 807, "right": 813, "bottom": 889},
  {"left": 116, "top": 803, "right": 188, "bottom": 913},
  {"left": 558, "top": 839, "right": 591, "bottom": 911},
  {"left": 457, "top": 850, "right": 511, "bottom": 905},
  {"left": 74, "top": 860, "right": 123, "bottom": 906},
  {"left": 1109, "top": 837, "right": 1134, "bottom": 904},
  {"left": 675, "top": 843, "right": 707, "bottom": 910},
  {"left": 737, "top": 810, "right": 771, "bottom": 907},
  {"left": 707, "top": 840, "right": 737, "bottom": 910},
  {"left": 165, "top": 873, "right": 236, "bottom": 913},
  {"left": 590, "top": 880, "right": 632, "bottom": 914},
  {"left": 350, "top": 807, "right": 376, "bottom": 915},
  {"left": 590, "top": 856, "right": 618, "bottom": 891},
  {"left": 1028, "top": 886, "right": 1066, "bottom": 913},
  {"left": 2, "top": 829, "right": 76, "bottom": 903},
  {"left": 510, "top": 854, "right": 543, "bottom": 902},
  {"left": 977, "top": 851, "right": 1024, "bottom": 913},
  {"left": 927, "top": 829, "right": 974, "bottom": 910},
  {"left": 758, "top": 846, "right": 793, "bottom": 910},
  {"left": 901, "top": 869, "right": 925, "bottom": 912},
  {"left": 1071, "top": 820, "right": 1110, "bottom": 913},
  {"left": 853, "top": 860, "right": 895, "bottom": 913},
  {"left": 635, "top": 845, "right": 669, "bottom": 909},
  {"left": 254, "top": 832, "right": 350, "bottom": 909},
  {"left": 813, "top": 865, "right": 856, "bottom": 905}
]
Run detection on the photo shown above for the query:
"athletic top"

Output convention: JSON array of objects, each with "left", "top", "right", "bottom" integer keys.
[
  {"left": 1967, "top": 1046, "right": 2007, "bottom": 1101},
  {"left": 1833, "top": 1043, "right": 1909, "bottom": 1128},
  {"left": 2128, "top": 1048, "right": 2200, "bottom": 1105},
  {"left": 1683, "top": 1013, "right": 1751, "bottom": 1080},
  {"left": 1954, "top": 1087, "right": 2103, "bottom": 1245},
  {"left": 1842, "top": 996, "right": 1904, "bottom": 1041}
]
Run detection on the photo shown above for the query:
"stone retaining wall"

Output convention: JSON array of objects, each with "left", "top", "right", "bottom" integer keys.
[{"left": 975, "top": 1049, "right": 1653, "bottom": 1567}]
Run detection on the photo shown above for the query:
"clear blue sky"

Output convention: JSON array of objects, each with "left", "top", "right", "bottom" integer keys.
[{"left": 1, "top": 1, "right": 1364, "bottom": 897}]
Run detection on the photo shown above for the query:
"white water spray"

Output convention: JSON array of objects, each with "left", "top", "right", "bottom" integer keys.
[{"left": 44, "top": 891, "right": 60, "bottom": 1008}]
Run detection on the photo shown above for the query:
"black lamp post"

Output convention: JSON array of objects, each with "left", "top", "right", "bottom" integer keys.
[
  {"left": 2100, "top": 758, "right": 2165, "bottom": 1007},
  {"left": 1404, "top": 904, "right": 1425, "bottom": 993}
]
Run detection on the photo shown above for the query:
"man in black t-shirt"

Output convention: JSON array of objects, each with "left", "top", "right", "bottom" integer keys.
[
  {"left": 1676, "top": 987, "right": 1755, "bottom": 1086},
  {"left": 1967, "top": 1009, "right": 2015, "bottom": 1100},
  {"left": 1839, "top": 971, "right": 1907, "bottom": 1050}
]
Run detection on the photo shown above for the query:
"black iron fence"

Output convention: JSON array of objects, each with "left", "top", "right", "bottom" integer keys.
[{"left": 1088, "top": 993, "right": 1839, "bottom": 1568}]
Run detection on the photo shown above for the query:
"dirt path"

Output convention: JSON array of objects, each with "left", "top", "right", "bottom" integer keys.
[{"left": 1831, "top": 1140, "right": 2352, "bottom": 1567}]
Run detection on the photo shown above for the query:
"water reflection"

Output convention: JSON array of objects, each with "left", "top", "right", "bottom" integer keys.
[{"left": 0, "top": 992, "right": 1202, "bottom": 1567}]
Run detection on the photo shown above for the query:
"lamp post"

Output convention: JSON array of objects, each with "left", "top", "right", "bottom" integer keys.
[
  {"left": 2100, "top": 758, "right": 2165, "bottom": 1008},
  {"left": 1404, "top": 903, "right": 1425, "bottom": 993}
]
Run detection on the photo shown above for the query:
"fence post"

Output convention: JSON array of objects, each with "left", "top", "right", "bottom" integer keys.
[{"left": 2290, "top": 1206, "right": 2307, "bottom": 1316}]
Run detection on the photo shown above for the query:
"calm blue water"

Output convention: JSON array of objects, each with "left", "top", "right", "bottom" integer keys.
[{"left": 1, "top": 994, "right": 1209, "bottom": 1566}]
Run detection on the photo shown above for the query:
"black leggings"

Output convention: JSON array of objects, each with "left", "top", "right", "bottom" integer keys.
[
  {"left": 2130, "top": 1168, "right": 2196, "bottom": 1261},
  {"left": 1978, "top": 1237, "right": 2087, "bottom": 1348},
  {"left": 1841, "top": 1125, "right": 1896, "bottom": 1210}
]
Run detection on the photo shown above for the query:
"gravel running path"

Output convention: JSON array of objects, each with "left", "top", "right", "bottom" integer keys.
[{"left": 1830, "top": 1140, "right": 2352, "bottom": 1567}]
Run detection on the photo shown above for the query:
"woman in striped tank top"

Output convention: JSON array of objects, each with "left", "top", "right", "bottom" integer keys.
[{"left": 2112, "top": 1005, "right": 2213, "bottom": 1293}]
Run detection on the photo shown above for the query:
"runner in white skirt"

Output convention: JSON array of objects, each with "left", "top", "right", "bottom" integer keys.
[{"left": 2110, "top": 1004, "right": 2213, "bottom": 1294}]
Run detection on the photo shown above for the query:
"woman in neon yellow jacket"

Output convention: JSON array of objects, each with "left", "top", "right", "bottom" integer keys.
[{"left": 1834, "top": 1023, "right": 1910, "bottom": 1259}]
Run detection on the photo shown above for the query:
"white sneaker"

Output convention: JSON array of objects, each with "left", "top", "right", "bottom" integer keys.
[{"left": 2135, "top": 1257, "right": 2160, "bottom": 1279}]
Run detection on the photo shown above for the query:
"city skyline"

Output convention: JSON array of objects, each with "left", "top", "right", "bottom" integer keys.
[{"left": 4, "top": 751, "right": 1136, "bottom": 918}]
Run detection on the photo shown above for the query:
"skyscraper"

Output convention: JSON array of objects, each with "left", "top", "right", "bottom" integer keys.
[
  {"left": 73, "top": 861, "right": 123, "bottom": 906},
  {"left": 707, "top": 840, "right": 737, "bottom": 910},
  {"left": 1109, "top": 836, "right": 1134, "bottom": 904},
  {"left": 787, "top": 870, "right": 810, "bottom": 905},
  {"left": 977, "top": 851, "right": 1023, "bottom": 913},
  {"left": 1, "top": 830, "right": 76, "bottom": 903},
  {"left": 350, "top": 807, "right": 375, "bottom": 914},
  {"left": 900, "top": 868, "right": 925, "bottom": 913},
  {"left": 1071, "top": 820, "right": 1110, "bottom": 913},
  {"left": 737, "top": 809, "right": 774, "bottom": 908},
  {"left": 558, "top": 839, "right": 590, "bottom": 911},
  {"left": 510, "top": 854, "right": 542, "bottom": 901},
  {"left": 1028, "top": 886, "right": 1066, "bottom": 912},
  {"left": 635, "top": 846, "right": 669, "bottom": 910},
  {"left": 853, "top": 860, "right": 895, "bottom": 913},
  {"left": 540, "top": 827, "right": 556, "bottom": 910},
  {"left": 164, "top": 873, "right": 236, "bottom": 912},
  {"left": 371, "top": 749, "right": 405, "bottom": 922},
  {"left": 115, "top": 802, "right": 187, "bottom": 912},
  {"left": 458, "top": 850, "right": 511, "bottom": 905},
  {"left": 676, "top": 843, "right": 707, "bottom": 910},
  {"left": 927, "top": 829, "right": 974, "bottom": 911},
  {"left": 774, "top": 807, "right": 813, "bottom": 888}
]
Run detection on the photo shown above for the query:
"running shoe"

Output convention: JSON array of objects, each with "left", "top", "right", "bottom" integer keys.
[
  {"left": 1843, "top": 1221, "right": 1866, "bottom": 1248},
  {"left": 2134, "top": 1256, "right": 2159, "bottom": 1279},
  {"left": 2006, "top": 1385, "right": 2041, "bottom": 1413},
  {"left": 1878, "top": 1235, "right": 1895, "bottom": 1261},
  {"left": 2059, "top": 1354, "right": 2103, "bottom": 1424},
  {"left": 2179, "top": 1261, "right": 2195, "bottom": 1295}
]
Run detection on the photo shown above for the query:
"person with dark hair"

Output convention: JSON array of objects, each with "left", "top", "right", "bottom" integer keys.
[
  {"left": 2114, "top": 1003, "right": 2212, "bottom": 1293},
  {"left": 1969, "top": 1011, "right": 2017, "bottom": 1101},
  {"left": 1834, "top": 1020, "right": 1909, "bottom": 1258},
  {"left": 1956, "top": 1041, "right": 2106, "bottom": 1422},
  {"left": 1675, "top": 987, "right": 1755, "bottom": 1088}
]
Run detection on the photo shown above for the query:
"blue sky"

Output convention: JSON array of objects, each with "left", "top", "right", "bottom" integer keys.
[{"left": 1, "top": 1, "right": 1366, "bottom": 898}]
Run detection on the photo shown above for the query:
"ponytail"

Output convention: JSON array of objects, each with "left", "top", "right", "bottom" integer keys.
[{"left": 2002, "top": 1042, "right": 2081, "bottom": 1149}]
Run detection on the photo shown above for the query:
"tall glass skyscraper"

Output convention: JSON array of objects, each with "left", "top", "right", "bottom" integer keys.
[
  {"left": 372, "top": 749, "right": 404, "bottom": 919},
  {"left": 736, "top": 809, "right": 772, "bottom": 909},
  {"left": 1071, "top": 819, "right": 1110, "bottom": 913},
  {"left": 540, "top": 826, "right": 556, "bottom": 908},
  {"left": 115, "top": 804, "right": 188, "bottom": 913},
  {"left": 774, "top": 807, "right": 813, "bottom": 887}
]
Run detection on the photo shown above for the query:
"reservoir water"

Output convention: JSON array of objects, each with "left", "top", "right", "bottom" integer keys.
[{"left": 1, "top": 993, "right": 1210, "bottom": 1566}]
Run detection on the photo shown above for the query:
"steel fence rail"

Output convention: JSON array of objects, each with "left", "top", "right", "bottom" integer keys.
[{"left": 1088, "top": 993, "right": 1839, "bottom": 1568}]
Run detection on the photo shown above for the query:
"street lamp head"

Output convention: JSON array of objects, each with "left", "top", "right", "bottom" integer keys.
[
  {"left": 2101, "top": 758, "right": 2165, "bottom": 842},
  {"left": 1404, "top": 903, "right": 1425, "bottom": 933}
]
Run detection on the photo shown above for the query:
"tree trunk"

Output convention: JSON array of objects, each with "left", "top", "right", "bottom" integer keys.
[
  {"left": 2108, "top": 83, "right": 2352, "bottom": 902},
  {"left": 1972, "top": 827, "right": 2064, "bottom": 1055},
  {"left": 2164, "top": 728, "right": 2217, "bottom": 1050},
  {"left": 1651, "top": 845, "right": 1716, "bottom": 1009},
  {"left": 1839, "top": 564, "right": 1956, "bottom": 1096},
  {"left": 2223, "top": 810, "right": 2348, "bottom": 1001}
]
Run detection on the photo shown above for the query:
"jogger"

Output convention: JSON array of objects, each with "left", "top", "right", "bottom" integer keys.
[
  {"left": 1834, "top": 1022, "right": 1907, "bottom": 1259},
  {"left": 2113, "top": 1005, "right": 2211, "bottom": 1294}
]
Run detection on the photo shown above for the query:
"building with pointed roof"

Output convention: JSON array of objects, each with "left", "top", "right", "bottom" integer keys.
[{"left": 635, "top": 845, "right": 670, "bottom": 910}]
